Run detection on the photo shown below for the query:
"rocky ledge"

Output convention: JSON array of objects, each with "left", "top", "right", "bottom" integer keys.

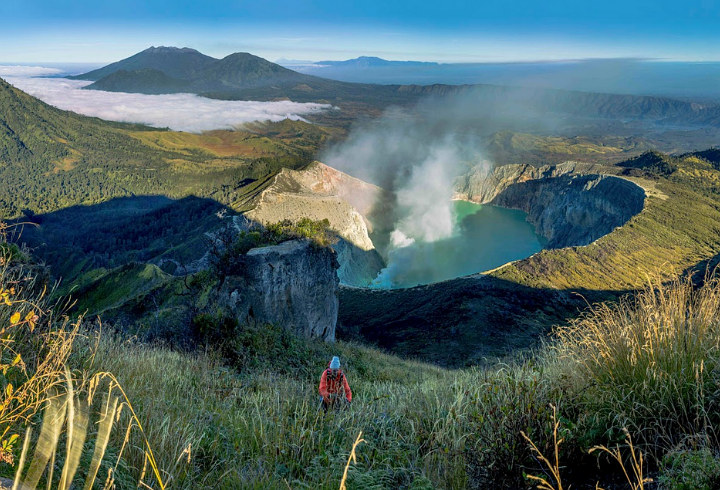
[
  {"left": 245, "top": 161, "right": 386, "bottom": 286},
  {"left": 219, "top": 239, "right": 339, "bottom": 341}
]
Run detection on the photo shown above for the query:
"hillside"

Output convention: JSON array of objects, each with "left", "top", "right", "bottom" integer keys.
[
  {"left": 86, "top": 68, "right": 192, "bottom": 94},
  {"left": 5, "top": 230, "right": 720, "bottom": 488},
  {"left": 0, "top": 77, "right": 336, "bottom": 218}
]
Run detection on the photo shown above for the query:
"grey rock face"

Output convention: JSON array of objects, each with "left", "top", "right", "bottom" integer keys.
[
  {"left": 245, "top": 162, "right": 386, "bottom": 286},
  {"left": 220, "top": 239, "right": 339, "bottom": 341},
  {"left": 456, "top": 163, "right": 646, "bottom": 248},
  {"left": 333, "top": 238, "right": 387, "bottom": 286}
]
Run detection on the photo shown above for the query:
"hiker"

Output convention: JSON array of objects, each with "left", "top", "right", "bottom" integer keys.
[{"left": 319, "top": 356, "right": 352, "bottom": 412}]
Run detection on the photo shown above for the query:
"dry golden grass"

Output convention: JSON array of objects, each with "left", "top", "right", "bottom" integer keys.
[
  {"left": 590, "top": 429, "right": 653, "bottom": 490},
  {"left": 522, "top": 404, "right": 565, "bottom": 490},
  {"left": 339, "top": 431, "right": 364, "bottom": 490},
  {"left": 0, "top": 224, "right": 165, "bottom": 489},
  {"left": 552, "top": 272, "right": 720, "bottom": 452}
]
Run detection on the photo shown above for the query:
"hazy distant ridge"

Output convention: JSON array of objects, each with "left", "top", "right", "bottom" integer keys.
[{"left": 72, "top": 47, "right": 720, "bottom": 125}]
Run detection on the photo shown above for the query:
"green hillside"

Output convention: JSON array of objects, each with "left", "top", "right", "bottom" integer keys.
[
  {"left": 88, "top": 68, "right": 192, "bottom": 94},
  {"left": 0, "top": 77, "right": 336, "bottom": 219},
  {"left": 6, "top": 236, "right": 720, "bottom": 488}
]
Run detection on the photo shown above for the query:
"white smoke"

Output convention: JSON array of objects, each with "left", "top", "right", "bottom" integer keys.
[
  {"left": 2, "top": 73, "right": 332, "bottom": 132},
  {"left": 393, "top": 142, "right": 466, "bottom": 243},
  {"left": 322, "top": 103, "right": 492, "bottom": 288}
]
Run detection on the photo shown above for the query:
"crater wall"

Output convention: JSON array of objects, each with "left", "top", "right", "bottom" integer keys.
[{"left": 455, "top": 162, "right": 646, "bottom": 248}]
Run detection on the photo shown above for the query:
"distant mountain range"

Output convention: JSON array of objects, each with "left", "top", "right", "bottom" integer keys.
[
  {"left": 71, "top": 46, "right": 411, "bottom": 107},
  {"left": 74, "top": 47, "right": 316, "bottom": 93},
  {"left": 283, "top": 57, "right": 720, "bottom": 100},
  {"left": 313, "top": 56, "right": 438, "bottom": 68},
  {"left": 68, "top": 46, "right": 720, "bottom": 128}
]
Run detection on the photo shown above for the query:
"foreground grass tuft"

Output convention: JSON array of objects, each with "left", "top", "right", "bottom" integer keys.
[{"left": 553, "top": 274, "right": 720, "bottom": 452}]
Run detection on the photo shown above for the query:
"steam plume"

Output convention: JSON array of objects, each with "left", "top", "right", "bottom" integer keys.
[{"left": 322, "top": 100, "right": 494, "bottom": 287}]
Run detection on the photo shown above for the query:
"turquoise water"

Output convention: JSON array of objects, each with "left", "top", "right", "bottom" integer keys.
[{"left": 373, "top": 201, "right": 544, "bottom": 288}]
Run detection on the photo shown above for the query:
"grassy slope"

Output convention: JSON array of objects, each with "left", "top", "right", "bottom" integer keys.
[
  {"left": 0, "top": 78, "right": 335, "bottom": 219},
  {"left": 491, "top": 157, "right": 720, "bottom": 291},
  {"left": 87, "top": 334, "right": 458, "bottom": 488},
  {"left": 486, "top": 130, "right": 655, "bottom": 165},
  {"left": 5, "top": 218, "right": 720, "bottom": 489},
  {"left": 70, "top": 263, "right": 170, "bottom": 315},
  {"left": 78, "top": 274, "right": 720, "bottom": 489}
]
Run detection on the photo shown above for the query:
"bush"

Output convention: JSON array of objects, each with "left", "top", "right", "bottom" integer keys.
[
  {"left": 658, "top": 443, "right": 720, "bottom": 490},
  {"left": 262, "top": 218, "right": 337, "bottom": 249}
]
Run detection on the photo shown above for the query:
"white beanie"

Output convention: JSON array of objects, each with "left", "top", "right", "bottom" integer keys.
[{"left": 330, "top": 356, "right": 340, "bottom": 369}]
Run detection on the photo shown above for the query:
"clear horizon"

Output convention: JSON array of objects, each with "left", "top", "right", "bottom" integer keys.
[{"left": 2, "top": 0, "right": 720, "bottom": 64}]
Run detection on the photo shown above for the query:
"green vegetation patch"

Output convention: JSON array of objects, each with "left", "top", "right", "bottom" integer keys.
[
  {"left": 492, "top": 159, "right": 720, "bottom": 292},
  {"left": 71, "top": 263, "right": 170, "bottom": 315},
  {"left": 0, "top": 78, "right": 331, "bottom": 219},
  {"left": 617, "top": 150, "right": 679, "bottom": 176}
]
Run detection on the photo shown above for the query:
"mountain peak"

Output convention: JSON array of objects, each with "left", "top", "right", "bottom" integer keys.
[
  {"left": 142, "top": 46, "right": 202, "bottom": 55},
  {"left": 71, "top": 46, "right": 217, "bottom": 81},
  {"left": 315, "top": 56, "right": 438, "bottom": 67},
  {"left": 220, "top": 52, "right": 267, "bottom": 62}
]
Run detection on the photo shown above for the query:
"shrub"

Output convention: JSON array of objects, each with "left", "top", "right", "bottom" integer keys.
[
  {"left": 658, "top": 444, "right": 720, "bottom": 490},
  {"left": 552, "top": 273, "right": 720, "bottom": 453},
  {"left": 208, "top": 218, "right": 337, "bottom": 284}
]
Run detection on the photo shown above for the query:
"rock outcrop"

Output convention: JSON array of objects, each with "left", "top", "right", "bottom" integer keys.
[
  {"left": 245, "top": 161, "right": 385, "bottom": 285},
  {"left": 220, "top": 239, "right": 339, "bottom": 341},
  {"left": 455, "top": 162, "right": 646, "bottom": 248}
]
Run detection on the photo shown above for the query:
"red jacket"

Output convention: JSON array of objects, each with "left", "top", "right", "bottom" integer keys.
[{"left": 319, "top": 368, "right": 352, "bottom": 402}]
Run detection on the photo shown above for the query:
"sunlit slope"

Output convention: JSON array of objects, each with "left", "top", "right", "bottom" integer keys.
[
  {"left": 0, "top": 78, "right": 335, "bottom": 218},
  {"left": 491, "top": 153, "right": 720, "bottom": 291},
  {"left": 486, "top": 131, "right": 655, "bottom": 164}
]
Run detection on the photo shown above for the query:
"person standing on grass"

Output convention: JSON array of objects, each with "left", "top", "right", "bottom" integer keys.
[{"left": 319, "top": 356, "right": 352, "bottom": 412}]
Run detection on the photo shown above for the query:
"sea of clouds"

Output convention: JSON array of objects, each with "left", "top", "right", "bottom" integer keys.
[{"left": 1, "top": 66, "right": 332, "bottom": 132}]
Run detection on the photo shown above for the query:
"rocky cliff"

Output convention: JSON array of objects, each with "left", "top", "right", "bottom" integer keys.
[
  {"left": 455, "top": 162, "right": 646, "bottom": 248},
  {"left": 219, "top": 239, "right": 339, "bottom": 341},
  {"left": 245, "top": 161, "right": 385, "bottom": 285}
]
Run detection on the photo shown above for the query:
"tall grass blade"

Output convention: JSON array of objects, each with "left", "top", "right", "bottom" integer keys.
[
  {"left": 22, "top": 393, "right": 67, "bottom": 489},
  {"left": 11, "top": 427, "right": 31, "bottom": 490},
  {"left": 83, "top": 394, "right": 119, "bottom": 490},
  {"left": 59, "top": 396, "right": 89, "bottom": 489}
]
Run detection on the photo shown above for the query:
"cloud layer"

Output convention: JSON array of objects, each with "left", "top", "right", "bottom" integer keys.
[
  {"left": 2, "top": 70, "right": 332, "bottom": 132},
  {"left": 0, "top": 65, "right": 62, "bottom": 77}
]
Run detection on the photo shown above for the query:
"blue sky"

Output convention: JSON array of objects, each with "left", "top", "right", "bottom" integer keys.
[{"left": 2, "top": 0, "right": 719, "bottom": 63}]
